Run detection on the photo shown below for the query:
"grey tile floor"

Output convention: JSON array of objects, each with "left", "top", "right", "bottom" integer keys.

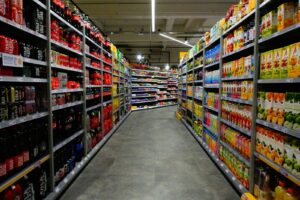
[{"left": 60, "top": 107, "right": 240, "bottom": 200}]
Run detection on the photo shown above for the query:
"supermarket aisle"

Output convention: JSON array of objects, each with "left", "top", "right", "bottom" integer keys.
[{"left": 61, "top": 107, "right": 239, "bottom": 200}]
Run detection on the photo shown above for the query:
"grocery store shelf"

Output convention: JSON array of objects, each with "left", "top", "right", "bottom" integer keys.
[
  {"left": 256, "top": 119, "right": 300, "bottom": 139},
  {"left": 258, "top": 78, "right": 300, "bottom": 84},
  {"left": 220, "top": 140, "right": 250, "bottom": 167},
  {"left": 255, "top": 152, "right": 300, "bottom": 187},
  {"left": 181, "top": 119, "right": 248, "bottom": 195},
  {"left": 131, "top": 104, "right": 177, "bottom": 111},
  {"left": 194, "top": 115, "right": 203, "bottom": 122},
  {"left": 53, "top": 130, "right": 84, "bottom": 152},
  {"left": 32, "top": 0, "right": 47, "bottom": 9},
  {"left": 85, "top": 36, "right": 101, "bottom": 49},
  {"left": 158, "top": 98, "right": 177, "bottom": 101},
  {"left": 186, "top": 81, "right": 193, "bottom": 84},
  {"left": 194, "top": 96, "right": 203, "bottom": 101},
  {"left": 102, "top": 100, "right": 112, "bottom": 105},
  {"left": 102, "top": 69, "right": 112, "bottom": 74},
  {"left": 221, "top": 96, "right": 253, "bottom": 105},
  {"left": 86, "top": 103, "right": 102, "bottom": 112},
  {"left": 23, "top": 57, "right": 47, "bottom": 66},
  {"left": 205, "top": 36, "right": 220, "bottom": 50},
  {"left": 194, "top": 65, "right": 204, "bottom": 71},
  {"left": 52, "top": 64, "right": 83, "bottom": 73},
  {"left": 259, "top": 0, "right": 271, "bottom": 9},
  {"left": 113, "top": 107, "right": 120, "bottom": 114},
  {"left": 132, "top": 74, "right": 152, "bottom": 78},
  {"left": 52, "top": 88, "right": 84, "bottom": 94},
  {"left": 45, "top": 111, "right": 131, "bottom": 200},
  {"left": 102, "top": 48, "right": 112, "bottom": 57},
  {"left": 103, "top": 85, "right": 112, "bottom": 87},
  {"left": 132, "top": 86, "right": 157, "bottom": 88},
  {"left": 131, "top": 100, "right": 158, "bottom": 104},
  {"left": 187, "top": 68, "right": 193, "bottom": 73},
  {"left": 53, "top": 101, "right": 83, "bottom": 111},
  {"left": 132, "top": 80, "right": 158, "bottom": 83},
  {"left": 85, "top": 53, "right": 101, "bottom": 61},
  {"left": 222, "top": 43, "right": 254, "bottom": 59},
  {"left": 223, "top": 9, "right": 255, "bottom": 36},
  {"left": 86, "top": 85, "right": 102, "bottom": 88},
  {"left": 221, "top": 119, "right": 251, "bottom": 137},
  {"left": 102, "top": 60, "right": 113, "bottom": 66},
  {"left": 204, "top": 61, "right": 220, "bottom": 69},
  {"left": 0, "top": 112, "right": 48, "bottom": 129},
  {"left": 0, "top": 76, "right": 47, "bottom": 83},
  {"left": 194, "top": 80, "right": 203, "bottom": 83},
  {"left": 259, "top": 23, "right": 300, "bottom": 44},
  {"left": 51, "top": 40, "right": 83, "bottom": 56},
  {"left": 203, "top": 124, "right": 219, "bottom": 137},
  {"left": 204, "top": 105, "right": 219, "bottom": 113},
  {"left": 221, "top": 75, "right": 253, "bottom": 81},
  {"left": 187, "top": 95, "right": 193, "bottom": 98},
  {"left": 204, "top": 84, "right": 219, "bottom": 89},
  {"left": 50, "top": 10, "right": 82, "bottom": 36},
  {"left": 132, "top": 90, "right": 157, "bottom": 93},
  {"left": 132, "top": 95, "right": 155, "bottom": 99},
  {"left": 0, "top": 155, "right": 50, "bottom": 193},
  {"left": 0, "top": 15, "right": 47, "bottom": 40},
  {"left": 86, "top": 64, "right": 101, "bottom": 72},
  {"left": 193, "top": 49, "right": 204, "bottom": 58}
]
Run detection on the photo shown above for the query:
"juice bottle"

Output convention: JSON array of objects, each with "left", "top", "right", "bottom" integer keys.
[
  {"left": 283, "top": 188, "right": 299, "bottom": 200},
  {"left": 274, "top": 181, "right": 287, "bottom": 200}
]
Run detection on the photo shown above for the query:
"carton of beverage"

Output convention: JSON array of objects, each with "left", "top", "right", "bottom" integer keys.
[
  {"left": 277, "top": 2, "right": 295, "bottom": 31},
  {"left": 288, "top": 43, "right": 299, "bottom": 78},
  {"left": 281, "top": 46, "right": 289, "bottom": 78},
  {"left": 272, "top": 48, "right": 282, "bottom": 79}
]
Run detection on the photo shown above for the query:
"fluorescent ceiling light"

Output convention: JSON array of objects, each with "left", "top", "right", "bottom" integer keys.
[
  {"left": 165, "top": 64, "right": 170, "bottom": 70},
  {"left": 151, "top": 0, "right": 155, "bottom": 32},
  {"left": 159, "top": 33, "right": 193, "bottom": 47},
  {"left": 137, "top": 54, "right": 143, "bottom": 60}
]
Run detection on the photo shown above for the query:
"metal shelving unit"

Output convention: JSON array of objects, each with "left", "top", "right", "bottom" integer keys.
[{"left": 0, "top": 1, "right": 132, "bottom": 198}]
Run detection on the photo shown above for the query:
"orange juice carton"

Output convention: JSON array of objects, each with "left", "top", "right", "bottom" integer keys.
[
  {"left": 272, "top": 93, "right": 281, "bottom": 124},
  {"left": 244, "top": 55, "right": 252, "bottom": 76},
  {"left": 261, "top": 14, "right": 267, "bottom": 37},
  {"left": 238, "top": 56, "right": 245, "bottom": 76},
  {"left": 274, "top": 133, "right": 284, "bottom": 165},
  {"left": 257, "top": 91, "right": 266, "bottom": 120},
  {"left": 265, "top": 11, "right": 278, "bottom": 36},
  {"left": 277, "top": 2, "right": 295, "bottom": 31},
  {"left": 281, "top": 46, "right": 289, "bottom": 78},
  {"left": 288, "top": 43, "right": 299, "bottom": 78},
  {"left": 256, "top": 126, "right": 263, "bottom": 153},
  {"left": 265, "top": 50, "right": 274, "bottom": 79},
  {"left": 260, "top": 52, "right": 267, "bottom": 79},
  {"left": 248, "top": 81, "right": 253, "bottom": 100},
  {"left": 272, "top": 48, "right": 282, "bottom": 79},
  {"left": 265, "top": 92, "right": 274, "bottom": 122},
  {"left": 278, "top": 93, "right": 286, "bottom": 126},
  {"left": 292, "top": 138, "right": 300, "bottom": 176}
]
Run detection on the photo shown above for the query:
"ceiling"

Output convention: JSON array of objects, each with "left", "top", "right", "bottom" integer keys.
[{"left": 74, "top": 0, "right": 236, "bottom": 67}]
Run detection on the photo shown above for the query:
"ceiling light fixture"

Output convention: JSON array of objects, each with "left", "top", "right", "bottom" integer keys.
[
  {"left": 165, "top": 64, "right": 170, "bottom": 70},
  {"left": 159, "top": 33, "right": 193, "bottom": 47},
  {"left": 137, "top": 54, "right": 143, "bottom": 60},
  {"left": 151, "top": 0, "right": 155, "bottom": 32}
]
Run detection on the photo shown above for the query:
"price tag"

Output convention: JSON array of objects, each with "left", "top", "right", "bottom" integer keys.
[{"left": 2, "top": 53, "right": 23, "bottom": 68}]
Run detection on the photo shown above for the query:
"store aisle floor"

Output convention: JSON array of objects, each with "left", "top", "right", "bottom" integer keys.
[{"left": 61, "top": 107, "right": 239, "bottom": 200}]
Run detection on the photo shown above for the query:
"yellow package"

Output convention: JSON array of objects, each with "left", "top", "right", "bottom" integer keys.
[
  {"left": 266, "top": 50, "right": 274, "bottom": 79},
  {"left": 249, "top": 0, "right": 256, "bottom": 12},
  {"left": 281, "top": 46, "right": 289, "bottom": 78},
  {"left": 272, "top": 48, "right": 282, "bottom": 79},
  {"left": 239, "top": 56, "right": 245, "bottom": 76},
  {"left": 277, "top": 2, "right": 295, "bottom": 31},
  {"left": 260, "top": 52, "right": 267, "bottom": 79},
  {"left": 288, "top": 43, "right": 299, "bottom": 78},
  {"left": 265, "top": 11, "right": 277, "bottom": 37}
]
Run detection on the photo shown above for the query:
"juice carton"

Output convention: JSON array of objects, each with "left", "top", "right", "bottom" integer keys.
[
  {"left": 292, "top": 139, "right": 300, "bottom": 176},
  {"left": 244, "top": 55, "right": 252, "bottom": 76},
  {"left": 288, "top": 43, "right": 299, "bottom": 78},
  {"left": 283, "top": 136, "right": 295, "bottom": 172},
  {"left": 266, "top": 130, "right": 276, "bottom": 161},
  {"left": 293, "top": 93, "right": 300, "bottom": 131},
  {"left": 265, "top": 92, "right": 274, "bottom": 122},
  {"left": 238, "top": 57, "right": 245, "bottom": 77},
  {"left": 281, "top": 46, "right": 289, "bottom": 78},
  {"left": 256, "top": 126, "right": 263, "bottom": 153},
  {"left": 284, "top": 93, "right": 296, "bottom": 129},
  {"left": 267, "top": 11, "right": 278, "bottom": 36},
  {"left": 272, "top": 48, "right": 282, "bottom": 79},
  {"left": 277, "top": 2, "right": 295, "bottom": 31},
  {"left": 258, "top": 92, "right": 266, "bottom": 120},
  {"left": 261, "top": 14, "right": 267, "bottom": 37},
  {"left": 278, "top": 93, "right": 286, "bottom": 126},
  {"left": 265, "top": 50, "right": 274, "bottom": 79},
  {"left": 260, "top": 52, "right": 267, "bottom": 79},
  {"left": 272, "top": 93, "right": 281, "bottom": 124},
  {"left": 274, "top": 133, "right": 284, "bottom": 165}
]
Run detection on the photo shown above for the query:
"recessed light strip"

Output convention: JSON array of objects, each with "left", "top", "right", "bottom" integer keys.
[
  {"left": 159, "top": 33, "right": 193, "bottom": 47},
  {"left": 152, "top": 0, "right": 155, "bottom": 32}
]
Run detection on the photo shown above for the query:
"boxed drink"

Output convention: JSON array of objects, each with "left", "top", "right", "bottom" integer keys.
[
  {"left": 265, "top": 50, "right": 274, "bottom": 79},
  {"left": 265, "top": 92, "right": 274, "bottom": 122},
  {"left": 260, "top": 52, "right": 267, "bottom": 79},
  {"left": 277, "top": 2, "right": 295, "bottom": 31},
  {"left": 281, "top": 46, "right": 289, "bottom": 78},
  {"left": 288, "top": 42, "right": 300, "bottom": 78},
  {"left": 284, "top": 92, "right": 300, "bottom": 130},
  {"left": 272, "top": 48, "right": 282, "bottom": 79},
  {"left": 272, "top": 93, "right": 285, "bottom": 125},
  {"left": 274, "top": 133, "right": 284, "bottom": 165},
  {"left": 257, "top": 91, "right": 266, "bottom": 120},
  {"left": 265, "top": 11, "right": 278, "bottom": 37}
]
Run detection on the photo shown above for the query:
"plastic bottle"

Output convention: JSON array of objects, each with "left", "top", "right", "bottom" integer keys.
[
  {"left": 283, "top": 188, "right": 299, "bottom": 200},
  {"left": 275, "top": 181, "right": 287, "bottom": 200}
]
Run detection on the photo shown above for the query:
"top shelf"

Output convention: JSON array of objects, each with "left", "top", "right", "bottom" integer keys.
[
  {"left": 205, "top": 36, "right": 220, "bottom": 50},
  {"left": 50, "top": 10, "right": 83, "bottom": 36},
  {"left": 223, "top": 9, "right": 256, "bottom": 36}
]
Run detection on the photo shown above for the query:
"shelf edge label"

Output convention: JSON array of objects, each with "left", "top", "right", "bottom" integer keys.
[{"left": 2, "top": 53, "right": 23, "bottom": 68}]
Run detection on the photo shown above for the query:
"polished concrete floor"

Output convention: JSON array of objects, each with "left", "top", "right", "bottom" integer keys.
[{"left": 61, "top": 107, "right": 240, "bottom": 200}]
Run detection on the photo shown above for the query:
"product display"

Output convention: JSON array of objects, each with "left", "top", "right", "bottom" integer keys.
[{"left": 178, "top": 0, "right": 300, "bottom": 196}]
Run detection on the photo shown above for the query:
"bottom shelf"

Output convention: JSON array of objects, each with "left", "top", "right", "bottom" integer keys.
[
  {"left": 45, "top": 111, "right": 132, "bottom": 200},
  {"left": 131, "top": 104, "right": 177, "bottom": 111},
  {"left": 180, "top": 118, "right": 248, "bottom": 194}
]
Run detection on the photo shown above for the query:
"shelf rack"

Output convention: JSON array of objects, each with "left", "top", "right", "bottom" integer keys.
[
  {"left": 178, "top": 0, "right": 300, "bottom": 196},
  {"left": 0, "top": 1, "right": 132, "bottom": 199}
]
